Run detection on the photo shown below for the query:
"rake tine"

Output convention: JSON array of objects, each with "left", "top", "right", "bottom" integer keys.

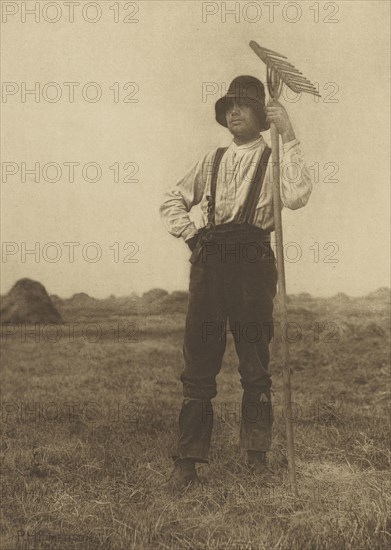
[
  {"left": 290, "top": 85, "right": 319, "bottom": 93},
  {"left": 270, "top": 67, "right": 309, "bottom": 82},
  {"left": 286, "top": 74, "right": 312, "bottom": 81},
  {"left": 266, "top": 59, "right": 301, "bottom": 72},
  {"left": 264, "top": 53, "right": 296, "bottom": 64},
  {"left": 286, "top": 79, "right": 318, "bottom": 89},
  {"left": 269, "top": 70, "right": 319, "bottom": 95},
  {"left": 298, "top": 91, "right": 322, "bottom": 98},
  {"left": 275, "top": 73, "right": 313, "bottom": 87},
  {"left": 264, "top": 53, "right": 288, "bottom": 63},
  {"left": 287, "top": 83, "right": 317, "bottom": 93},
  {"left": 289, "top": 85, "right": 321, "bottom": 97},
  {"left": 285, "top": 77, "right": 315, "bottom": 86},
  {"left": 282, "top": 69, "right": 311, "bottom": 78},
  {"left": 289, "top": 86, "right": 319, "bottom": 95},
  {"left": 288, "top": 82, "right": 318, "bottom": 92},
  {"left": 268, "top": 62, "right": 303, "bottom": 75},
  {"left": 262, "top": 48, "right": 288, "bottom": 59},
  {"left": 265, "top": 54, "right": 293, "bottom": 65},
  {"left": 283, "top": 74, "right": 317, "bottom": 86},
  {"left": 274, "top": 68, "right": 306, "bottom": 79},
  {"left": 265, "top": 55, "right": 298, "bottom": 66},
  {"left": 303, "top": 91, "right": 322, "bottom": 98},
  {"left": 282, "top": 83, "right": 320, "bottom": 97}
]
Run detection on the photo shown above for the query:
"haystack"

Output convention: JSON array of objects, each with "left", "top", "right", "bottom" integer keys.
[
  {"left": 50, "top": 294, "right": 64, "bottom": 307},
  {"left": 69, "top": 292, "right": 95, "bottom": 306},
  {"left": 0, "top": 278, "right": 62, "bottom": 324},
  {"left": 366, "top": 287, "right": 390, "bottom": 302}
]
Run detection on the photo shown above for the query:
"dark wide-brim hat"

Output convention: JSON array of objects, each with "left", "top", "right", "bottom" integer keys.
[{"left": 215, "top": 75, "right": 270, "bottom": 131}]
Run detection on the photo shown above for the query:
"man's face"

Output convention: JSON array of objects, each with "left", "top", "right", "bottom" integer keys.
[{"left": 225, "top": 100, "right": 261, "bottom": 142}]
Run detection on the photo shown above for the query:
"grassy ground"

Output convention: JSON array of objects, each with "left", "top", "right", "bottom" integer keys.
[{"left": 1, "top": 294, "right": 390, "bottom": 549}]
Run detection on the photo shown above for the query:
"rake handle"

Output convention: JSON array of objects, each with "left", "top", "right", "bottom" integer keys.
[
  {"left": 271, "top": 121, "right": 298, "bottom": 497},
  {"left": 250, "top": 39, "right": 319, "bottom": 499}
]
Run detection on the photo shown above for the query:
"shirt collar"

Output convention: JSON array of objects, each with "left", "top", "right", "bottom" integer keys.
[{"left": 229, "top": 135, "right": 264, "bottom": 153}]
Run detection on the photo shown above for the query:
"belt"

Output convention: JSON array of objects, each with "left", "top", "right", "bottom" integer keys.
[
  {"left": 189, "top": 222, "right": 271, "bottom": 264},
  {"left": 202, "top": 222, "right": 270, "bottom": 240}
]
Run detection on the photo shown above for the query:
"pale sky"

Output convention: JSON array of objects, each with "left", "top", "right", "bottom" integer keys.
[{"left": 1, "top": 0, "right": 390, "bottom": 298}]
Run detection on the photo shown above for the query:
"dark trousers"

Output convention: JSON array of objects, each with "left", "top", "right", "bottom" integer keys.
[{"left": 173, "top": 224, "right": 278, "bottom": 463}]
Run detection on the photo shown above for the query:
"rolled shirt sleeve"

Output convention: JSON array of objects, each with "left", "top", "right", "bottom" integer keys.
[
  {"left": 159, "top": 153, "right": 212, "bottom": 241},
  {"left": 279, "top": 138, "right": 312, "bottom": 210}
]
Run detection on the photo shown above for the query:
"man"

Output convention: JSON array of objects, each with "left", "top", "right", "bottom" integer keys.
[{"left": 160, "top": 75, "right": 312, "bottom": 490}]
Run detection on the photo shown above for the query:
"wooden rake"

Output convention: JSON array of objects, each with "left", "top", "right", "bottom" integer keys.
[{"left": 249, "top": 41, "right": 320, "bottom": 496}]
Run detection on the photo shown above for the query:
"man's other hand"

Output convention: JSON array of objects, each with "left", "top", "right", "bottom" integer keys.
[{"left": 186, "top": 234, "right": 199, "bottom": 252}]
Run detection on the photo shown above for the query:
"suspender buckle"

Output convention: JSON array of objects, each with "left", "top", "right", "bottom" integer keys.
[{"left": 206, "top": 195, "right": 214, "bottom": 218}]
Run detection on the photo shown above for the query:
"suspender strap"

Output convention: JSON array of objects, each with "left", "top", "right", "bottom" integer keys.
[
  {"left": 206, "top": 144, "right": 271, "bottom": 227},
  {"left": 206, "top": 147, "right": 228, "bottom": 226},
  {"left": 239, "top": 145, "right": 272, "bottom": 225}
]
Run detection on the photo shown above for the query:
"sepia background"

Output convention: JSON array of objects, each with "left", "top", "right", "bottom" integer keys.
[
  {"left": 1, "top": 3, "right": 390, "bottom": 550},
  {"left": 1, "top": 0, "right": 390, "bottom": 298}
]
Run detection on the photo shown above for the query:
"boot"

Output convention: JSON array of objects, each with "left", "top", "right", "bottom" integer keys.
[
  {"left": 165, "top": 458, "right": 199, "bottom": 492},
  {"left": 247, "top": 450, "right": 278, "bottom": 483}
]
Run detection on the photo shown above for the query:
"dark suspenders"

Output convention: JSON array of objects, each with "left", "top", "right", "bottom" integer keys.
[
  {"left": 239, "top": 145, "right": 272, "bottom": 224},
  {"left": 206, "top": 147, "right": 227, "bottom": 227},
  {"left": 206, "top": 144, "right": 272, "bottom": 226}
]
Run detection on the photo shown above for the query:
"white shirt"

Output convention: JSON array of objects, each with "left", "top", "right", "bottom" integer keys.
[{"left": 160, "top": 135, "right": 312, "bottom": 241}]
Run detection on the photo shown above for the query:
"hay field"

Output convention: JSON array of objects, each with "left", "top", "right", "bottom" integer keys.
[{"left": 1, "top": 290, "right": 390, "bottom": 549}]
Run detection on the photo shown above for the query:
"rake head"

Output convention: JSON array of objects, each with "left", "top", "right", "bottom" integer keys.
[{"left": 249, "top": 40, "right": 321, "bottom": 99}]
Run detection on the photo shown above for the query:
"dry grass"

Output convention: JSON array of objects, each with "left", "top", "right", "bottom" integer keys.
[{"left": 0, "top": 295, "right": 390, "bottom": 549}]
